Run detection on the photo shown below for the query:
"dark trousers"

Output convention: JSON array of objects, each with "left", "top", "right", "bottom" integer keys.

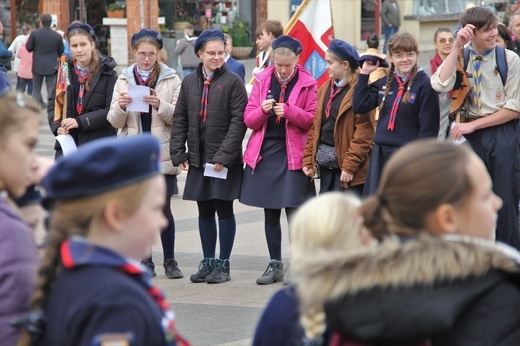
[
  {"left": 17, "top": 76, "right": 33, "bottom": 95},
  {"left": 383, "top": 26, "right": 398, "bottom": 54},
  {"left": 32, "top": 73, "right": 56, "bottom": 107},
  {"left": 466, "top": 120, "right": 520, "bottom": 249}
]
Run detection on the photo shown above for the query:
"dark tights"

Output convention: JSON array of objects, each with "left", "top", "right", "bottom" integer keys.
[
  {"left": 197, "top": 199, "right": 236, "bottom": 260},
  {"left": 145, "top": 194, "right": 175, "bottom": 264},
  {"left": 264, "top": 208, "right": 295, "bottom": 261}
]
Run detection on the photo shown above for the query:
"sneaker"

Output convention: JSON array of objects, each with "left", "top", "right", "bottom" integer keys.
[
  {"left": 163, "top": 258, "right": 183, "bottom": 279},
  {"left": 141, "top": 260, "right": 156, "bottom": 278},
  {"left": 206, "top": 259, "right": 231, "bottom": 283},
  {"left": 190, "top": 258, "right": 215, "bottom": 283},
  {"left": 256, "top": 260, "right": 284, "bottom": 285}
]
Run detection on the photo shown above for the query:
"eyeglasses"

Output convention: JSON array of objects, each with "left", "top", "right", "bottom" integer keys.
[
  {"left": 203, "top": 51, "right": 226, "bottom": 58},
  {"left": 137, "top": 52, "right": 157, "bottom": 60},
  {"left": 437, "top": 38, "right": 455, "bottom": 44},
  {"left": 392, "top": 52, "right": 416, "bottom": 61}
]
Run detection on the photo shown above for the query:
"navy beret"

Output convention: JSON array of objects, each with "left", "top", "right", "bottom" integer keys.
[
  {"left": 41, "top": 135, "right": 161, "bottom": 208},
  {"left": 358, "top": 54, "right": 389, "bottom": 68},
  {"left": 66, "top": 22, "right": 97, "bottom": 41},
  {"left": 131, "top": 28, "right": 163, "bottom": 50},
  {"left": 194, "top": 29, "right": 225, "bottom": 57},
  {"left": 328, "top": 39, "right": 360, "bottom": 70},
  {"left": 272, "top": 35, "right": 303, "bottom": 55}
]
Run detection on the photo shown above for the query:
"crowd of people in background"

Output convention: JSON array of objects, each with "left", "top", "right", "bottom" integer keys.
[{"left": 2, "top": 2, "right": 520, "bottom": 345}]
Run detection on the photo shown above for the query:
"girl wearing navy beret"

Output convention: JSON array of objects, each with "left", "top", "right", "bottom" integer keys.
[
  {"left": 353, "top": 32, "right": 440, "bottom": 197},
  {"left": 18, "top": 136, "right": 189, "bottom": 346},
  {"left": 48, "top": 22, "right": 118, "bottom": 157},
  {"left": 170, "top": 30, "right": 248, "bottom": 284},
  {"left": 240, "top": 35, "right": 317, "bottom": 285},
  {"left": 303, "top": 39, "right": 375, "bottom": 196},
  {"left": 0, "top": 93, "right": 41, "bottom": 345},
  {"left": 108, "top": 28, "right": 183, "bottom": 280}
]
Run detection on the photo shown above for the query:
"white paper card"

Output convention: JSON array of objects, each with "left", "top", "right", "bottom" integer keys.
[
  {"left": 204, "top": 163, "right": 228, "bottom": 180},
  {"left": 127, "top": 85, "right": 150, "bottom": 112},
  {"left": 55, "top": 134, "right": 77, "bottom": 156},
  {"left": 451, "top": 122, "right": 466, "bottom": 145}
]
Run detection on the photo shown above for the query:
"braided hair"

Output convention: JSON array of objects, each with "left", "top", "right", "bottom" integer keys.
[{"left": 133, "top": 37, "right": 162, "bottom": 87}]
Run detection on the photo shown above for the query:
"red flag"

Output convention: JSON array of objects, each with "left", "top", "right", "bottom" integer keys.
[{"left": 285, "top": 0, "right": 334, "bottom": 88}]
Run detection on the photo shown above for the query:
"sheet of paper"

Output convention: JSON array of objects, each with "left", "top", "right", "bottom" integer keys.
[
  {"left": 451, "top": 122, "right": 466, "bottom": 145},
  {"left": 55, "top": 134, "right": 77, "bottom": 156},
  {"left": 127, "top": 85, "right": 150, "bottom": 112},
  {"left": 204, "top": 163, "right": 228, "bottom": 180}
]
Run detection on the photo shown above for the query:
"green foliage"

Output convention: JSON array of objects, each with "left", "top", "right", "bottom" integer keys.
[
  {"left": 107, "top": 1, "right": 126, "bottom": 11},
  {"left": 222, "top": 22, "right": 252, "bottom": 47}
]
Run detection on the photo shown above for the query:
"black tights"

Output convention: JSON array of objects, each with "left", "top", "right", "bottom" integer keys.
[
  {"left": 263, "top": 208, "right": 295, "bottom": 261},
  {"left": 197, "top": 199, "right": 236, "bottom": 259}
]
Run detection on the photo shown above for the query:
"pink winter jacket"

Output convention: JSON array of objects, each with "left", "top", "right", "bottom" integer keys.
[
  {"left": 243, "top": 65, "right": 317, "bottom": 171},
  {"left": 16, "top": 37, "right": 32, "bottom": 79}
]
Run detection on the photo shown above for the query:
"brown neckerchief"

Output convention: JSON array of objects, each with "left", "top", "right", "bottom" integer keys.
[{"left": 449, "top": 50, "right": 470, "bottom": 122}]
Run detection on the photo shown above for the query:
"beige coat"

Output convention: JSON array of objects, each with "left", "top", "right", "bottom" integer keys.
[{"left": 107, "top": 62, "right": 182, "bottom": 175}]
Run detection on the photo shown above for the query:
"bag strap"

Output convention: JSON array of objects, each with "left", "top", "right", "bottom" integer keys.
[{"left": 463, "top": 45, "right": 507, "bottom": 85}]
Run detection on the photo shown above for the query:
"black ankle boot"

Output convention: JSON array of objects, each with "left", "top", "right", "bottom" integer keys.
[
  {"left": 256, "top": 260, "right": 284, "bottom": 285},
  {"left": 163, "top": 258, "right": 183, "bottom": 279},
  {"left": 190, "top": 258, "right": 215, "bottom": 283},
  {"left": 206, "top": 259, "right": 231, "bottom": 283}
]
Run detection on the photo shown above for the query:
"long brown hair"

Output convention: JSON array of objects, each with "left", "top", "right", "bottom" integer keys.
[
  {"left": 360, "top": 140, "right": 475, "bottom": 240},
  {"left": 67, "top": 29, "right": 100, "bottom": 92}
]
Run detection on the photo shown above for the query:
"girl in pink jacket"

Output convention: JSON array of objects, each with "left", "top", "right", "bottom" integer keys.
[{"left": 240, "top": 35, "right": 317, "bottom": 285}]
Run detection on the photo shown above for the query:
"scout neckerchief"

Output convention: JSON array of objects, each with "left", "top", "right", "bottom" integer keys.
[
  {"left": 387, "top": 71, "right": 410, "bottom": 131},
  {"left": 199, "top": 69, "right": 214, "bottom": 123},
  {"left": 324, "top": 79, "right": 345, "bottom": 119},
  {"left": 133, "top": 65, "right": 153, "bottom": 87},
  {"left": 61, "top": 238, "right": 190, "bottom": 346},
  {"left": 274, "top": 68, "right": 297, "bottom": 124},
  {"left": 468, "top": 43, "right": 493, "bottom": 114},
  {"left": 74, "top": 62, "right": 89, "bottom": 115}
]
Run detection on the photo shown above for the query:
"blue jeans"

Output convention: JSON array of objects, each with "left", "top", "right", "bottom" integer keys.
[{"left": 383, "top": 26, "right": 399, "bottom": 54}]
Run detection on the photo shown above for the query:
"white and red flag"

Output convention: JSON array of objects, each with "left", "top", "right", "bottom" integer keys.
[{"left": 285, "top": 0, "right": 334, "bottom": 88}]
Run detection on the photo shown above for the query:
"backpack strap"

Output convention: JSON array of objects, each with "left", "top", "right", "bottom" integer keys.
[
  {"left": 495, "top": 45, "right": 507, "bottom": 86},
  {"left": 464, "top": 45, "right": 508, "bottom": 85}
]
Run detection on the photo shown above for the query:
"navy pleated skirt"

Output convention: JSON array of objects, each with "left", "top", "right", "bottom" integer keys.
[{"left": 240, "top": 138, "right": 316, "bottom": 209}]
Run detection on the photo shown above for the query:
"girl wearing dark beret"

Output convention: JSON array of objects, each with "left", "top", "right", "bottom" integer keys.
[
  {"left": 303, "top": 39, "right": 375, "bottom": 196},
  {"left": 170, "top": 30, "right": 248, "bottom": 284},
  {"left": 108, "top": 28, "right": 183, "bottom": 280},
  {"left": 240, "top": 35, "right": 317, "bottom": 285},
  {"left": 48, "top": 22, "right": 118, "bottom": 157},
  {"left": 18, "top": 136, "right": 188, "bottom": 346}
]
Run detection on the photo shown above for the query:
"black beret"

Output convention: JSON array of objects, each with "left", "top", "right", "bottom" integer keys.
[
  {"left": 328, "top": 39, "right": 360, "bottom": 70},
  {"left": 194, "top": 29, "right": 225, "bottom": 57},
  {"left": 66, "top": 22, "right": 97, "bottom": 41},
  {"left": 131, "top": 28, "right": 163, "bottom": 50},
  {"left": 41, "top": 135, "right": 161, "bottom": 208},
  {"left": 358, "top": 54, "right": 389, "bottom": 68},
  {"left": 271, "top": 35, "right": 303, "bottom": 55}
]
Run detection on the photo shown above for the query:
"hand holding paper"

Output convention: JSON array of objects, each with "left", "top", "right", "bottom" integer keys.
[{"left": 127, "top": 85, "right": 151, "bottom": 112}]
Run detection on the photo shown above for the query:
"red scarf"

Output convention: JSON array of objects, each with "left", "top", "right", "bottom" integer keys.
[
  {"left": 274, "top": 69, "right": 297, "bottom": 124},
  {"left": 324, "top": 81, "right": 344, "bottom": 119},
  {"left": 430, "top": 53, "right": 452, "bottom": 98},
  {"left": 388, "top": 73, "right": 409, "bottom": 131},
  {"left": 199, "top": 73, "right": 213, "bottom": 123},
  {"left": 74, "top": 62, "right": 89, "bottom": 115}
]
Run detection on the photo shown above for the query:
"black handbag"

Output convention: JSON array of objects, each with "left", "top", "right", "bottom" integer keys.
[{"left": 315, "top": 143, "right": 339, "bottom": 169}]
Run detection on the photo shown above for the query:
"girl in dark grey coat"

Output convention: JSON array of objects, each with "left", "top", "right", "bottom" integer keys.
[{"left": 170, "top": 30, "right": 247, "bottom": 284}]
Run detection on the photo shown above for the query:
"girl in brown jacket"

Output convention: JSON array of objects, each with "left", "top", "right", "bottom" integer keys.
[{"left": 303, "top": 39, "right": 375, "bottom": 195}]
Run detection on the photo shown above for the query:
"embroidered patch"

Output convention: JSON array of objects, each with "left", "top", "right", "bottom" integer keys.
[
  {"left": 93, "top": 332, "right": 135, "bottom": 346},
  {"left": 409, "top": 93, "right": 416, "bottom": 104}
]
